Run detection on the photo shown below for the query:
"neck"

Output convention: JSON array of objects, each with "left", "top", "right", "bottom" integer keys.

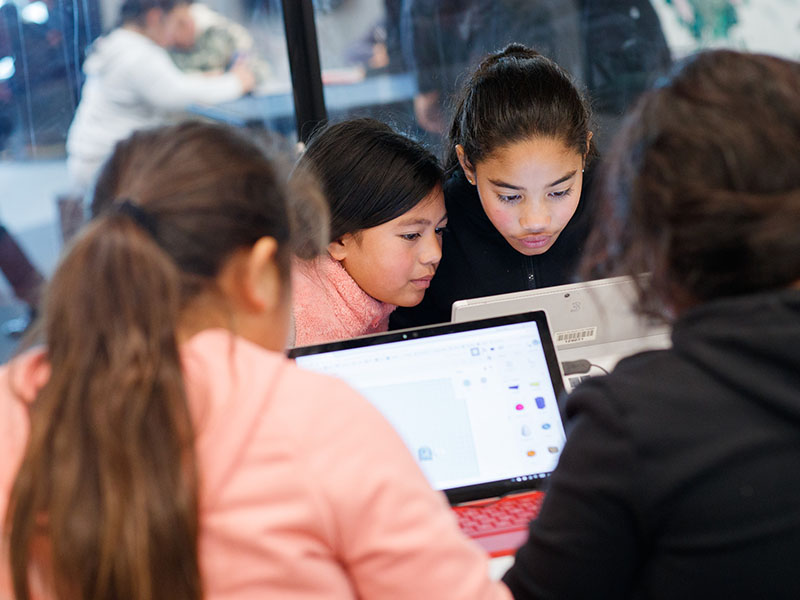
[
  {"left": 177, "top": 290, "right": 232, "bottom": 345},
  {"left": 177, "top": 288, "right": 290, "bottom": 352}
]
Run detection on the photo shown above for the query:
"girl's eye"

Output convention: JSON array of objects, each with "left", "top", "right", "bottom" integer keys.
[
  {"left": 549, "top": 187, "right": 574, "bottom": 199},
  {"left": 400, "top": 233, "right": 421, "bottom": 241},
  {"left": 435, "top": 225, "right": 448, "bottom": 236},
  {"left": 498, "top": 194, "right": 522, "bottom": 204}
]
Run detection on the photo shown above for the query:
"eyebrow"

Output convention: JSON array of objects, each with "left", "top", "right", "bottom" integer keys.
[
  {"left": 488, "top": 169, "right": 579, "bottom": 190},
  {"left": 397, "top": 218, "right": 431, "bottom": 226},
  {"left": 396, "top": 213, "right": 448, "bottom": 227},
  {"left": 488, "top": 179, "right": 524, "bottom": 191},
  {"left": 548, "top": 170, "right": 579, "bottom": 187}
]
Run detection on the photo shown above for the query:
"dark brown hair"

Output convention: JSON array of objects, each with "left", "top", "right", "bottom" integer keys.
[
  {"left": 118, "top": 0, "right": 189, "bottom": 26},
  {"left": 4, "top": 121, "right": 326, "bottom": 600},
  {"left": 583, "top": 50, "right": 800, "bottom": 317},
  {"left": 295, "top": 117, "right": 443, "bottom": 242},
  {"left": 445, "top": 43, "right": 594, "bottom": 173}
]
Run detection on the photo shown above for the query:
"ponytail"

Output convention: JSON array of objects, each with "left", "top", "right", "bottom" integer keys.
[
  {"left": 5, "top": 213, "right": 201, "bottom": 600},
  {"left": 445, "top": 43, "right": 593, "bottom": 173},
  {"left": 4, "top": 120, "right": 323, "bottom": 599}
]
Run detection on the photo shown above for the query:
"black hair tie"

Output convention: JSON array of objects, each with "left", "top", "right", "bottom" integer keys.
[{"left": 115, "top": 199, "right": 159, "bottom": 240}]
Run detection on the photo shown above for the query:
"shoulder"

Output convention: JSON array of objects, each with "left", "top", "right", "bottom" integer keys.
[
  {"left": 292, "top": 258, "right": 325, "bottom": 299},
  {"left": 182, "top": 328, "right": 388, "bottom": 440},
  {"left": 183, "top": 329, "right": 400, "bottom": 499},
  {"left": 93, "top": 29, "right": 172, "bottom": 78},
  {"left": 0, "top": 350, "right": 48, "bottom": 529},
  {"left": 103, "top": 28, "right": 162, "bottom": 56},
  {"left": 562, "top": 347, "right": 688, "bottom": 446},
  {"left": 292, "top": 256, "right": 391, "bottom": 345},
  {"left": 567, "top": 348, "right": 672, "bottom": 407},
  {"left": 183, "top": 328, "right": 352, "bottom": 403},
  {"left": 291, "top": 258, "right": 342, "bottom": 341},
  {"left": 274, "top": 359, "right": 436, "bottom": 509}
]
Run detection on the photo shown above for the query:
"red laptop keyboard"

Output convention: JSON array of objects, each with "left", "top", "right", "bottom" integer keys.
[{"left": 453, "top": 491, "right": 545, "bottom": 557}]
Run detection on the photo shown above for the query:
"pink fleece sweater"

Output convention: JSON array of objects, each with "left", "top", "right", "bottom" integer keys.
[
  {"left": 291, "top": 254, "right": 396, "bottom": 347},
  {"left": 0, "top": 330, "right": 511, "bottom": 600}
]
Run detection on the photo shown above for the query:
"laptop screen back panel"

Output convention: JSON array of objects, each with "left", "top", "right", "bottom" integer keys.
[{"left": 451, "top": 276, "right": 670, "bottom": 350}]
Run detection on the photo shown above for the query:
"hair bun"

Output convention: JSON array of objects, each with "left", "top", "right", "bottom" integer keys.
[
  {"left": 499, "top": 43, "right": 541, "bottom": 60},
  {"left": 476, "top": 43, "right": 541, "bottom": 75}
]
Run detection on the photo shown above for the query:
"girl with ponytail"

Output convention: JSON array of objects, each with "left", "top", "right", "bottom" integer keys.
[
  {"left": 0, "top": 122, "right": 511, "bottom": 600},
  {"left": 392, "top": 44, "right": 597, "bottom": 328}
]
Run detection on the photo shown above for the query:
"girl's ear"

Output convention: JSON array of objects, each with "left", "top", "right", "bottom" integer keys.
[
  {"left": 239, "top": 236, "right": 282, "bottom": 313},
  {"left": 455, "top": 144, "right": 476, "bottom": 185},
  {"left": 214, "top": 237, "right": 281, "bottom": 314},
  {"left": 327, "top": 234, "right": 352, "bottom": 262},
  {"left": 584, "top": 131, "right": 594, "bottom": 161}
]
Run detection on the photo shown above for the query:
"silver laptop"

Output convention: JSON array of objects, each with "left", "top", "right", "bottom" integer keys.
[
  {"left": 451, "top": 276, "right": 672, "bottom": 391},
  {"left": 289, "top": 311, "right": 566, "bottom": 556}
]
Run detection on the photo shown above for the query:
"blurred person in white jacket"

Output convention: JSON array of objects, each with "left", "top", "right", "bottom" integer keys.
[{"left": 66, "top": 0, "right": 254, "bottom": 192}]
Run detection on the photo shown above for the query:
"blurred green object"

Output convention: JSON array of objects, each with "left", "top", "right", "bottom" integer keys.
[{"left": 666, "top": 0, "right": 739, "bottom": 41}]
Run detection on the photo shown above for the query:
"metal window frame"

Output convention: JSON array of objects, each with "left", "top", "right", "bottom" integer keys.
[{"left": 280, "top": 0, "right": 327, "bottom": 142}]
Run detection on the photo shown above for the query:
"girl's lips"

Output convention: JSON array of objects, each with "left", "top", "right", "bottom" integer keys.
[
  {"left": 518, "top": 235, "right": 552, "bottom": 249},
  {"left": 411, "top": 276, "right": 433, "bottom": 289}
]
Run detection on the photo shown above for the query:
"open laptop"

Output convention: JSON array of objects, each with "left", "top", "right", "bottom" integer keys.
[
  {"left": 451, "top": 276, "right": 672, "bottom": 391},
  {"left": 288, "top": 311, "right": 565, "bottom": 557}
]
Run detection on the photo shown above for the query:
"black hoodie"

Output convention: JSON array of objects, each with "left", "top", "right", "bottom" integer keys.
[
  {"left": 504, "top": 288, "right": 800, "bottom": 599},
  {"left": 390, "top": 166, "right": 596, "bottom": 328}
]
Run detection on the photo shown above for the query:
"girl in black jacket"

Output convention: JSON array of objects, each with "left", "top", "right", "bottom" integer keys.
[{"left": 391, "top": 44, "right": 596, "bottom": 328}]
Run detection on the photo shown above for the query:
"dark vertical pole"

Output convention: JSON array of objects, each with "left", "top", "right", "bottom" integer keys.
[{"left": 281, "top": 0, "right": 327, "bottom": 143}]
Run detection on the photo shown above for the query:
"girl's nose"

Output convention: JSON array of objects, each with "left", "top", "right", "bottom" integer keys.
[
  {"left": 519, "top": 199, "right": 550, "bottom": 232},
  {"left": 419, "top": 231, "right": 443, "bottom": 266}
]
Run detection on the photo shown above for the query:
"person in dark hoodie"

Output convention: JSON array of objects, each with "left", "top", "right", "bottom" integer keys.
[
  {"left": 391, "top": 44, "right": 596, "bottom": 328},
  {"left": 502, "top": 49, "right": 800, "bottom": 598}
]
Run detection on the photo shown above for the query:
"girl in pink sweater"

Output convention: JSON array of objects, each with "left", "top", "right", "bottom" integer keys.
[
  {"left": 0, "top": 122, "right": 509, "bottom": 600},
  {"left": 290, "top": 118, "right": 447, "bottom": 347}
]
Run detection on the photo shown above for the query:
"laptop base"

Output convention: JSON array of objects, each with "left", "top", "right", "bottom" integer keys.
[{"left": 454, "top": 491, "right": 544, "bottom": 557}]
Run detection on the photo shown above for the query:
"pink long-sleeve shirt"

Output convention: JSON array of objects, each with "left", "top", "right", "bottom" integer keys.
[
  {"left": 0, "top": 329, "right": 511, "bottom": 600},
  {"left": 291, "top": 254, "right": 397, "bottom": 347}
]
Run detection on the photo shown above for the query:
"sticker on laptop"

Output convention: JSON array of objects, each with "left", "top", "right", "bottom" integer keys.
[{"left": 554, "top": 326, "right": 597, "bottom": 346}]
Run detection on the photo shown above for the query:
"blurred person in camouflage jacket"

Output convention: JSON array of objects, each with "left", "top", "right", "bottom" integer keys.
[{"left": 169, "top": 2, "right": 271, "bottom": 84}]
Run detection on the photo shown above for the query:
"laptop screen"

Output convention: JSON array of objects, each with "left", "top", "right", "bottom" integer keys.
[{"left": 289, "top": 312, "right": 566, "bottom": 504}]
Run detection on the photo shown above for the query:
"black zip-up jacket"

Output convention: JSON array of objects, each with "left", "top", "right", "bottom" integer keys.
[
  {"left": 504, "top": 288, "right": 800, "bottom": 598},
  {"left": 390, "top": 166, "right": 596, "bottom": 328}
]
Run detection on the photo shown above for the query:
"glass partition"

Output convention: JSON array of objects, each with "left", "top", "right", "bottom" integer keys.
[
  {"left": 1, "top": 0, "right": 799, "bottom": 359},
  {"left": 0, "top": 0, "right": 295, "bottom": 359},
  {"left": 187, "top": 0, "right": 297, "bottom": 134},
  {"left": 312, "top": 0, "right": 421, "bottom": 143},
  {"left": 312, "top": 0, "right": 800, "bottom": 155}
]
